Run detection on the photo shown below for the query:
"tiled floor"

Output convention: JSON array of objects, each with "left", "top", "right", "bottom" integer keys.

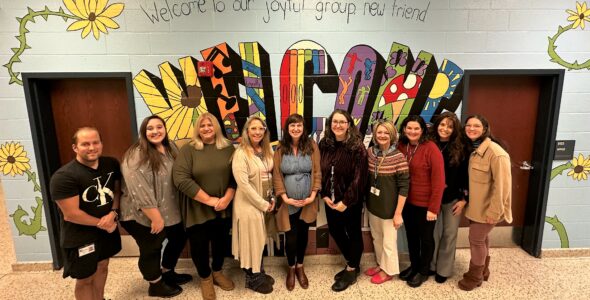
[{"left": 2, "top": 182, "right": 590, "bottom": 299}]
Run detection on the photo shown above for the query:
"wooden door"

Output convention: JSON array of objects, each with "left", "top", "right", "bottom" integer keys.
[
  {"left": 465, "top": 75, "right": 540, "bottom": 227},
  {"left": 50, "top": 78, "right": 132, "bottom": 164}
]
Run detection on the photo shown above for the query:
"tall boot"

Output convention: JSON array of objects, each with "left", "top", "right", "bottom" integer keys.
[
  {"left": 458, "top": 262, "right": 485, "bottom": 291},
  {"left": 200, "top": 275, "right": 216, "bottom": 300},
  {"left": 483, "top": 256, "right": 490, "bottom": 281}
]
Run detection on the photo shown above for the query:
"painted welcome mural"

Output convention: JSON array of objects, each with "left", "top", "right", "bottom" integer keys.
[{"left": 133, "top": 40, "right": 464, "bottom": 143}]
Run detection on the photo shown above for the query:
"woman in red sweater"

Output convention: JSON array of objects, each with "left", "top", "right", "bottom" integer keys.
[{"left": 397, "top": 115, "right": 445, "bottom": 288}]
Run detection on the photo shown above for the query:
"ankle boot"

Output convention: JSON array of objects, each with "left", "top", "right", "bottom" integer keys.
[
  {"left": 212, "top": 270, "right": 235, "bottom": 291},
  {"left": 200, "top": 275, "right": 216, "bottom": 300},
  {"left": 286, "top": 267, "right": 296, "bottom": 291},
  {"left": 483, "top": 256, "right": 490, "bottom": 281},
  {"left": 458, "top": 262, "right": 485, "bottom": 291},
  {"left": 148, "top": 278, "right": 182, "bottom": 298},
  {"left": 295, "top": 265, "right": 309, "bottom": 289}
]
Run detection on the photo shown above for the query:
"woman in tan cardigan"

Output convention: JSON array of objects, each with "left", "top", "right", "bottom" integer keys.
[
  {"left": 272, "top": 114, "right": 321, "bottom": 291},
  {"left": 459, "top": 115, "right": 512, "bottom": 291},
  {"left": 232, "top": 116, "right": 276, "bottom": 294}
]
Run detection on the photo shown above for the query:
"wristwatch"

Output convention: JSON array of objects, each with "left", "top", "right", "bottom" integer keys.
[{"left": 111, "top": 208, "right": 120, "bottom": 221}]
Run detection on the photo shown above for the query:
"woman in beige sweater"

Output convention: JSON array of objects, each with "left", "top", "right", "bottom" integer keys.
[
  {"left": 232, "top": 116, "right": 276, "bottom": 294},
  {"left": 459, "top": 115, "right": 512, "bottom": 291}
]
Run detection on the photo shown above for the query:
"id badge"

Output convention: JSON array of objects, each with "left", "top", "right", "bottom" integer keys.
[
  {"left": 370, "top": 186, "right": 380, "bottom": 196},
  {"left": 78, "top": 243, "right": 96, "bottom": 257}
]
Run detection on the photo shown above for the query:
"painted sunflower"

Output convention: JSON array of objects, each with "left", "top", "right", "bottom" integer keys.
[
  {"left": 567, "top": 2, "right": 590, "bottom": 29},
  {"left": 64, "top": 0, "right": 124, "bottom": 40},
  {"left": 0, "top": 142, "right": 31, "bottom": 177},
  {"left": 567, "top": 153, "right": 590, "bottom": 181}
]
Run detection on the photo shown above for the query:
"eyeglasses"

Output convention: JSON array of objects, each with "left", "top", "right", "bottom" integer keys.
[
  {"left": 249, "top": 127, "right": 267, "bottom": 132},
  {"left": 331, "top": 120, "right": 349, "bottom": 126}
]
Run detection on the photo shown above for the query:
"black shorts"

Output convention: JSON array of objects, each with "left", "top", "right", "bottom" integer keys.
[{"left": 62, "top": 230, "right": 122, "bottom": 279}]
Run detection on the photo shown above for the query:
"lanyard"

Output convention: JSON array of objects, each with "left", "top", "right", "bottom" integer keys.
[
  {"left": 374, "top": 154, "right": 386, "bottom": 181},
  {"left": 405, "top": 143, "right": 420, "bottom": 165},
  {"left": 330, "top": 165, "right": 335, "bottom": 202}
]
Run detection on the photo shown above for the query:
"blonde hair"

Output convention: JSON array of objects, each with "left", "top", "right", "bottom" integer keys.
[
  {"left": 372, "top": 120, "right": 398, "bottom": 145},
  {"left": 191, "top": 113, "right": 231, "bottom": 150},
  {"left": 239, "top": 115, "right": 273, "bottom": 162}
]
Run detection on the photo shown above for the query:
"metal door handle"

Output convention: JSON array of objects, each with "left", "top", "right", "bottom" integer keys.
[{"left": 520, "top": 161, "right": 534, "bottom": 170}]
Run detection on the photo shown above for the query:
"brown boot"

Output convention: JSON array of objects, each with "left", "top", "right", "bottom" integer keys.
[
  {"left": 483, "top": 256, "right": 490, "bottom": 281},
  {"left": 286, "top": 266, "right": 296, "bottom": 291},
  {"left": 200, "top": 275, "right": 216, "bottom": 300},
  {"left": 458, "top": 262, "right": 485, "bottom": 291},
  {"left": 212, "top": 270, "right": 235, "bottom": 291},
  {"left": 295, "top": 265, "right": 309, "bottom": 289}
]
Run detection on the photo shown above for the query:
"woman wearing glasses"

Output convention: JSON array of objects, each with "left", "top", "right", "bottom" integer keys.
[
  {"left": 272, "top": 113, "right": 321, "bottom": 291},
  {"left": 365, "top": 120, "right": 409, "bottom": 284},
  {"left": 319, "top": 109, "right": 368, "bottom": 292},
  {"left": 458, "top": 115, "right": 512, "bottom": 291},
  {"left": 232, "top": 116, "right": 276, "bottom": 294},
  {"left": 397, "top": 115, "right": 445, "bottom": 288}
]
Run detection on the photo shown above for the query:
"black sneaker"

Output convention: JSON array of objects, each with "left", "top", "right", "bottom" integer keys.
[
  {"left": 261, "top": 270, "right": 275, "bottom": 285},
  {"left": 407, "top": 272, "right": 429, "bottom": 288},
  {"left": 399, "top": 266, "right": 415, "bottom": 281},
  {"left": 148, "top": 279, "right": 182, "bottom": 298},
  {"left": 246, "top": 272, "right": 273, "bottom": 294},
  {"left": 435, "top": 273, "right": 447, "bottom": 283},
  {"left": 331, "top": 269, "right": 357, "bottom": 292},
  {"left": 162, "top": 270, "right": 193, "bottom": 286},
  {"left": 334, "top": 267, "right": 360, "bottom": 281}
]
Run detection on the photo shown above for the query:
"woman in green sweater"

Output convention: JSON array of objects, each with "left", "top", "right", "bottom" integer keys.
[{"left": 173, "top": 113, "right": 236, "bottom": 300}]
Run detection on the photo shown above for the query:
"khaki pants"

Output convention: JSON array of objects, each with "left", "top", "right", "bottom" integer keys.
[{"left": 368, "top": 211, "right": 400, "bottom": 276}]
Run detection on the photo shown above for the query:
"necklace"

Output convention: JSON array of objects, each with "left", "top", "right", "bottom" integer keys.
[{"left": 405, "top": 143, "right": 420, "bottom": 164}]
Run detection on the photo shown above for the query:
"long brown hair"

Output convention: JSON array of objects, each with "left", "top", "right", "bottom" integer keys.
[
  {"left": 321, "top": 109, "right": 363, "bottom": 151},
  {"left": 430, "top": 112, "right": 465, "bottom": 166},
  {"left": 124, "top": 115, "right": 177, "bottom": 172},
  {"left": 279, "top": 114, "right": 314, "bottom": 156},
  {"left": 464, "top": 114, "right": 508, "bottom": 151}
]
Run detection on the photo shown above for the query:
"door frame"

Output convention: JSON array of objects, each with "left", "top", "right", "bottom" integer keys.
[
  {"left": 461, "top": 69, "right": 564, "bottom": 257},
  {"left": 22, "top": 72, "right": 137, "bottom": 269}
]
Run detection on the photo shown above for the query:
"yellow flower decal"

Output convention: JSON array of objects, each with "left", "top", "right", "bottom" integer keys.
[
  {"left": 133, "top": 58, "right": 208, "bottom": 140},
  {"left": 567, "top": 2, "right": 590, "bottom": 29},
  {"left": 0, "top": 142, "right": 31, "bottom": 177},
  {"left": 567, "top": 153, "right": 590, "bottom": 181},
  {"left": 64, "top": 0, "right": 124, "bottom": 40}
]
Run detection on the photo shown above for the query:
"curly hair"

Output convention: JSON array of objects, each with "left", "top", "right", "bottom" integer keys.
[{"left": 430, "top": 112, "right": 465, "bottom": 166}]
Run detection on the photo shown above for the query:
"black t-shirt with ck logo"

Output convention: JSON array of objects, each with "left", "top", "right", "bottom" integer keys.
[{"left": 50, "top": 156, "right": 121, "bottom": 248}]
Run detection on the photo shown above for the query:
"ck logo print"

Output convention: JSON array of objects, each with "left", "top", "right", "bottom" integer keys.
[{"left": 82, "top": 172, "right": 115, "bottom": 207}]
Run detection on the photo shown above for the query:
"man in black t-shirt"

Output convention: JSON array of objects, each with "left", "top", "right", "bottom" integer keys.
[{"left": 50, "top": 127, "right": 122, "bottom": 300}]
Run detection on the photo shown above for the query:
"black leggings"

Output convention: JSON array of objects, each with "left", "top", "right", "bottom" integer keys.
[
  {"left": 285, "top": 209, "right": 311, "bottom": 266},
  {"left": 186, "top": 217, "right": 231, "bottom": 278},
  {"left": 403, "top": 203, "right": 436, "bottom": 275},
  {"left": 121, "top": 221, "right": 187, "bottom": 281},
  {"left": 325, "top": 202, "right": 364, "bottom": 269}
]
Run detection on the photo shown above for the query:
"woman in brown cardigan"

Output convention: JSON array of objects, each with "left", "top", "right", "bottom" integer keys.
[{"left": 272, "top": 113, "right": 321, "bottom": 291}]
